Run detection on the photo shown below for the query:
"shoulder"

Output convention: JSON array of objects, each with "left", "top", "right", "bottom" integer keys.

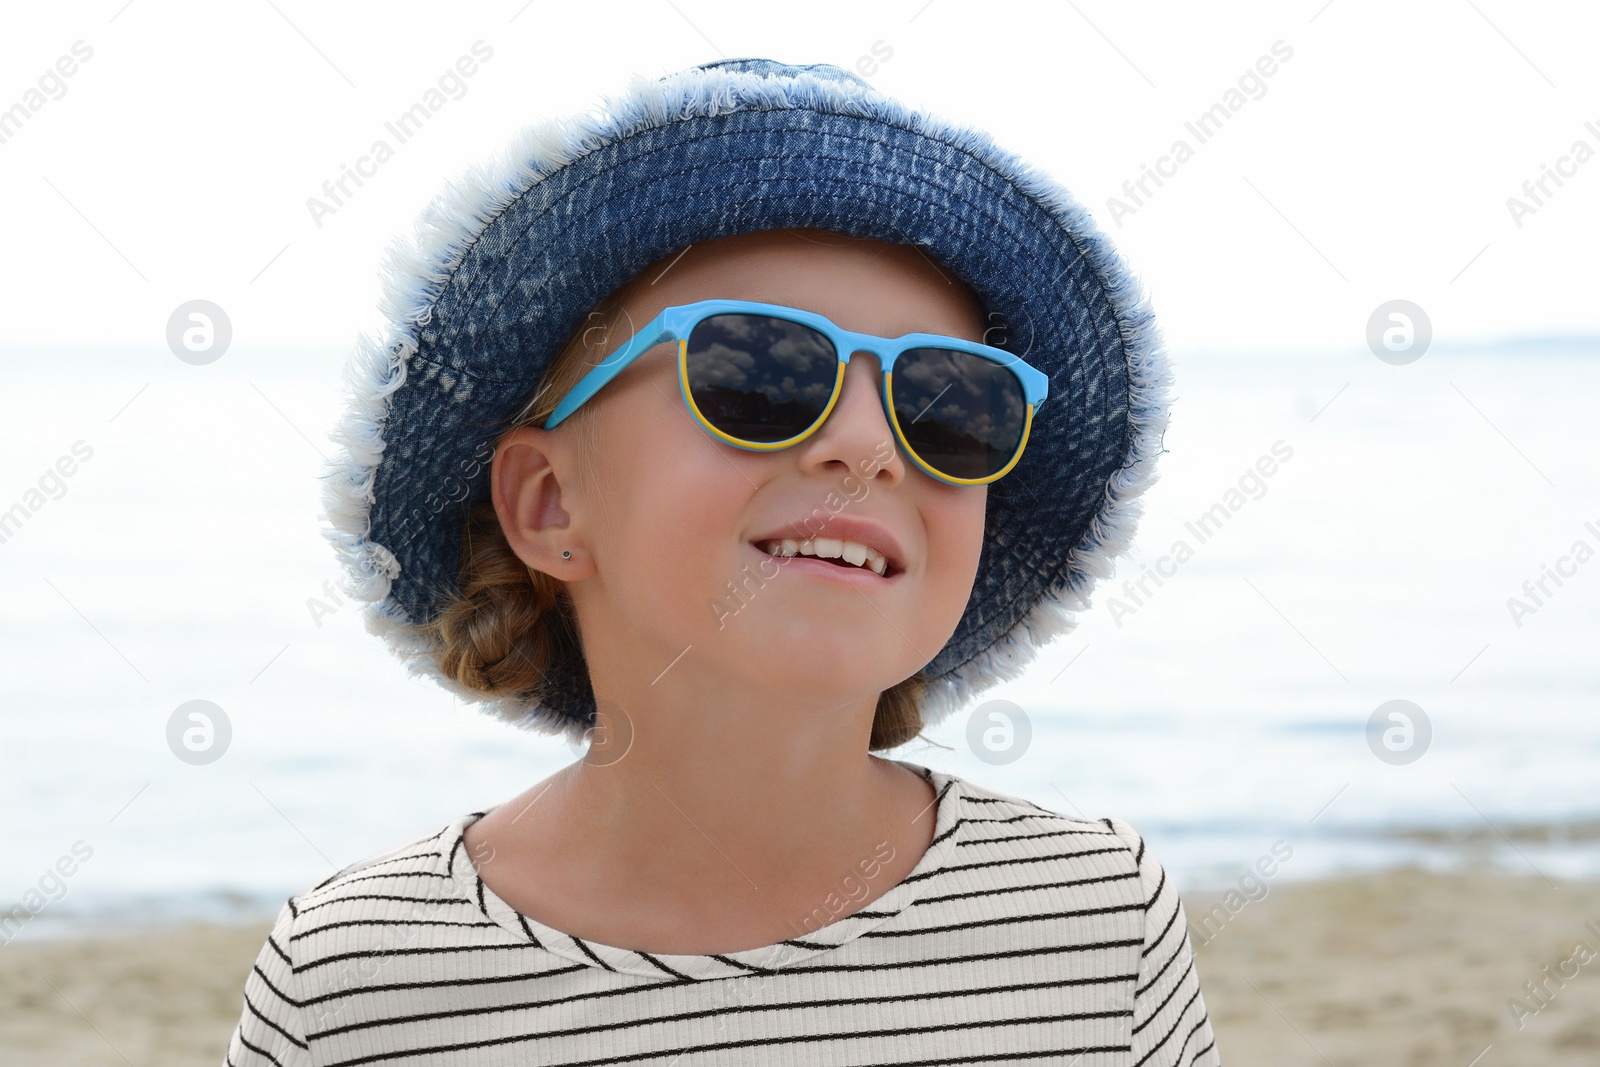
[
  {"left": 289, "top": 815, "right": 477, "bottom": 918},
  {"left": 906, "top": 771, "right": 1222, "bottom": 1063},
  {"left": 225, "top": 815, "right": 503, "bottom": 1059},
  {"left": 933, "top": 771, "right": 1160, "bottom": 907},
  {"left": 949, "top": 771, "right": 1141, "bottom": 854},
  {"left": 268, "top": 814, "right": 504, "bottom": 992},
  {"left": 941, "top": 772, "right": 1183, "bottom": 902}
]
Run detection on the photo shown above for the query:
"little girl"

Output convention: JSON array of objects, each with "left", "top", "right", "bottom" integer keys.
[{"left": 225, "top": 58, "right": 1219, "bottom": 1066}]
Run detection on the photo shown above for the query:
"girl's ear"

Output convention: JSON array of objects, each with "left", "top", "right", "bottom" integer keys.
[{"left": 490, "top": 425, "right": 583, "bottom": 578}]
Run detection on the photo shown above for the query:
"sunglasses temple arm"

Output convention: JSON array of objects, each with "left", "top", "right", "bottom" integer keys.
[
  {"left": 543, "top": 314, "right": 674, "bottom": 429},
  {"left": 1018, "top": 359, "right": 1049, "bottom": 407}
]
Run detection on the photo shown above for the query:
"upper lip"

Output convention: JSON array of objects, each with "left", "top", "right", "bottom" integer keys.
[{"left": 749, "top": 515, "right": 907, "bottom": 576}]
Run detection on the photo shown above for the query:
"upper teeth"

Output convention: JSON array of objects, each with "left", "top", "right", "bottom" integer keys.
[{"left": 760, "top": 537, "right": 891, "bottom": 577}]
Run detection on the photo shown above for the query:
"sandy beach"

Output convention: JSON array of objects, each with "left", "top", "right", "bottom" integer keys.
[
  {"left": 1190, "top": 867, "right": 1600, "bottom": 1065},
  {"left": 2, "top": 868, "right": 1596, "bottom": 1065}
]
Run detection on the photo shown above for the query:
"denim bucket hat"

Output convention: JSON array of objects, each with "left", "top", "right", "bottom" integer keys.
[{"left": 320, "top": 56, "right": 1172, "bottom": 747}]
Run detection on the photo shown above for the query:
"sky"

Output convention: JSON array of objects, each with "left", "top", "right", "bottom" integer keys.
[{"left": 0, "top": 0, "right": 1596, "bottom": 354}]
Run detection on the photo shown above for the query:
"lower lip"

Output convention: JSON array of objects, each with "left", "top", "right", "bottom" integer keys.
[{"left": 748, "top": 543, "right": 899, "bottom": 588}]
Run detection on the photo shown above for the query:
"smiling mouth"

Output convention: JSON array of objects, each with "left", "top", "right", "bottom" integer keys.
[{"left": 752, "top": 538, "right": 899, "bottom": 579}]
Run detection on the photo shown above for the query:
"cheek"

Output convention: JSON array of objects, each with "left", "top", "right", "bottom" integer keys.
[
  {"left": 928, "top": 487, "right": 988, "bottom": 595},
  {"left": 593, "top": 398, "right": 750, "bottom": 601}
]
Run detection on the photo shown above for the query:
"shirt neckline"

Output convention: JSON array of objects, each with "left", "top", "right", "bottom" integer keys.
[{"left": 445, "top": 758, "right": 961, "bottom": 981}]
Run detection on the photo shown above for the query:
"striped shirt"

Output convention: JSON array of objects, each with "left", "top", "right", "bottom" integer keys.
[{"left": 224, "top": 760, "right": 1220, "bottom": 1066}]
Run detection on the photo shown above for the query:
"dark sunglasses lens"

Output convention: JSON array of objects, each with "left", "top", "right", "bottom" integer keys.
[
  {"left": 892, "top": 347, "right": 1029, "bottom": 481},
  {"left": 684, "top": 314, "right": 837, "bottom": 443}
]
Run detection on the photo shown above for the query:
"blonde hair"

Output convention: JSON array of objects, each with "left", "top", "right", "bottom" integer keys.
[{"left": 424, "top": 268, "right": 931, "bottom": 752}]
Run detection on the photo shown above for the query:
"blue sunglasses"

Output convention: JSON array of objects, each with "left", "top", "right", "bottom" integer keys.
[{"left": 543, "top": 298, "right": 1050, "bottom": 486}]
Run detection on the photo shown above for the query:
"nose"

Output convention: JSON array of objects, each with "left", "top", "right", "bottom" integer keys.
[
  {"left": 794, "top": 348, "right": 905, "bottom": 482},
  {"left": 833, "top": 349, "right": 890, "bottom": 425}
]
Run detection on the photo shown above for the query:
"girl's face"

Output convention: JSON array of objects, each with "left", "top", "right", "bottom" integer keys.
[{"left": 495, "top": 227, "right": 991, "bottom": 723}]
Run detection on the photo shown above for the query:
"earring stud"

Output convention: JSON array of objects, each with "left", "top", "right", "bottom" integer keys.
[{"left": 562, "top": 550, "right": 572, "bottom": 559}]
